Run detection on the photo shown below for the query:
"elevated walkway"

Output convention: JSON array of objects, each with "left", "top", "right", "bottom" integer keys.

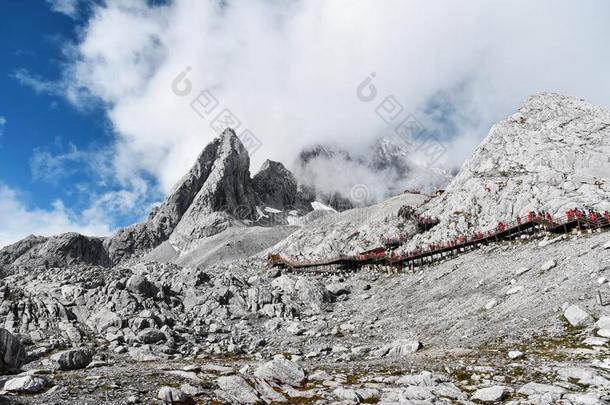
[{"left": 268, "top": 209, "right": 610, "bottom": 271}]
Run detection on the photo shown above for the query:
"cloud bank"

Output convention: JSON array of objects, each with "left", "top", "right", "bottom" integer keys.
[
  {"left": 7, "top": 0, "right": 610, "bottom": 247},
  {"left": 59, "top": 0, "right": 610, "bottom": 196}
]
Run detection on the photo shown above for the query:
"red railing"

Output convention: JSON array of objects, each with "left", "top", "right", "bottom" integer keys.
[{"left": 268, "top": 208, "right": 610, "bottom": 270}]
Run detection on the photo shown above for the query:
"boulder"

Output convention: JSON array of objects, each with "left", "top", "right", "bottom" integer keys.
[
  {"left": 597, "top": 329, "right": 610, "bottom": 338},
  {"left": 517, "top": 382, "right": 565, "bottom": 401},
  {"left": 0, "top": 328, "right": 26, "bottom": 369},
  {"left": 180, "top": 383, "right": 203, "bottom": 396},
  {"left": 270, "top": 275, "right": 296, "bottom": 293},
  {"left": 386, "top": 339, "right": 422, "bottom": 356},
  {"left": 508, "top": 350, "right": 523, "bottom": 360},
  {"left": 583, "top": 336, "right": 608, "bottom": 346},
  {"left": 596, "top": 316, "right": 610, "bottom": 330},
  {"left": 334, "top": 387, "right": 362, "bottom": 402},
  {"left": 216, "top": 375, "right": 260, "bottom": 404},
  {"left": 286, "top": 322, "right": 305, "bottom": 336},
  {"left": 357, "top": 388, "right": 381, "bottom": 402},
  {"left": 540, "top": 259, "right": 557, "bottom": 272},
  {"left": 471, "top": 386, "right": 507, "bottom": 402},
  {"left": 50, "top": 348, "right": 92, "bottom": 370},
  {"left": 326, "top": 283, "right": 351, "bottom": 296},
  {"left": 158, "top": 386, "right": 188, "bottom": 403},
  {"left": 137, "top": 328, "right": 166, "bottom": 344},
  {"left": 128, "top": 346, "right": 162, "bottom": 362},
  {"left": 396, "top": 371, "right": 436, "bottom": 386},
  {"left": 563, "top": 392, "right": 603, "bottom": 404},
  {"left": 254, "top": 378, "right": 287, "bottom": 403},
  {"left": 126, "top": 275, "right": 157, "bottom": 297},
  {"left": 506, "top": 286, "right": 523, "bottom": 295},
  {"left": 556, "top": 367, "right": 610, "bottom": 387},
  {"left": 88, "top": 309, "right": 123, "bottom": 333},
  {"left": 484, "top": 299, "right": 497, "bottom": 310},
  {"left": 3, "top": 375, "right": 51, "bottom": 394},
  {"left": 563, "top": 304, "right": 593, "bottom": 327},
  {"left": 253, "top": 358, "right": 306, "bottom": 387},
  {"left": 294, "top": 278, "right": 332, "bottom": 314}
]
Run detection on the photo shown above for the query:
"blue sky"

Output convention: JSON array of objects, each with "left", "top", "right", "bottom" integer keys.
[
  {"left": 1, "top": 0, "right": 609, "bottom": 248},
  {"left": 1, "top": 2, "right": 107, "bottom": 206},
  {"left": 0, "top": 1, "right": 163, "bottom": 247}
]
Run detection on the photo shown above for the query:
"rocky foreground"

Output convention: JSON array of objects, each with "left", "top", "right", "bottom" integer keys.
[{"left": 0, "top": 231, "right": 609, "bottom": 404}]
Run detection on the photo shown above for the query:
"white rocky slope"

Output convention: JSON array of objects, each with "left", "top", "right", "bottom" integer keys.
[
  {"left": 409, "top": 92, "right": 610, "bottom": 248},
  {"left": 272, "top": 192, "right": 430, "bottom": 259}
]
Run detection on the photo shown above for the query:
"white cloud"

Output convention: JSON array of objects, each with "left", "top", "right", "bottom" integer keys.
[
  {"left": 12, "top": 69, "right": 63, "bottom": 96},
  {"left": 0, "top": 141, "right": 160, "bottom": 247},
  {"left": 0, "top": 183, "right": 114, "bottom": 248},
  {"left": 0, "top": 116, "right": 5, "bottom": 137},
  {"left": 55, "top": 0, "right": 610, "bottom": 199},
  {"left": 30, "top": 144, "right": 90, "bottom": 183},
  {"left": 9, "top": 0, "right": 607, "bottom": 221},
  {"left": 46, "top": 0, "right": 79, "bottom": 18}
]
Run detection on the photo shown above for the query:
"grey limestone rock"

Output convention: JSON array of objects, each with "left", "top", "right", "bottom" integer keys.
[{"left": 0, "top": 328, "right": 26, "bottom": 369}]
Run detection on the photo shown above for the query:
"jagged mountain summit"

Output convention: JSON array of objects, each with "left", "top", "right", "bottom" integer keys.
[
  {"left": 0, "top": 129, "right": 302, "bottom": 271},
  {"left": 106, "top": 128, "right": 262, "bottom": 261}
]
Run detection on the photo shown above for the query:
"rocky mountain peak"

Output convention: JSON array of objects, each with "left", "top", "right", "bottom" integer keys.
[
  {"left": 107, "top": 128, "right": 259, "bottom": 258},
  {"left": 167, "top": 129, "right": 258, "bottom": 249},
  {"left": 0, "top": 128, "right": 266, "bottom": 272},
  {"left": 408, "top": 92, "right": 610, "bottom": 247}
]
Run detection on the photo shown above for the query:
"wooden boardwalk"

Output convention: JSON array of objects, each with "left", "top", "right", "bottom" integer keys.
[{"left": 268, "top": 210, "right": 610, "bottom": 271}]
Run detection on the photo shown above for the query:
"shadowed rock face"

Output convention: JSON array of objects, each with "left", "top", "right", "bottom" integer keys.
[
  {"left": 0, "top": 235, "right": 48, "bottom": 266},
  {"left": 3, "top": 233, "right": 110, "bottom": 272},
  {"left": 252, "top": 160, "right": 298, "bottom": 210},
  {"left": 167, "top": 129, "right": 258, "bottom": 250},
  {"left": 0, "top": 328, "right": 26, "bottom": 369}
]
